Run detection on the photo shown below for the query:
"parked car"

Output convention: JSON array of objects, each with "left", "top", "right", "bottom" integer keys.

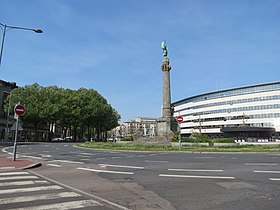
[{"left": 51, "top": 137, "right": 64, "bottom": 142}]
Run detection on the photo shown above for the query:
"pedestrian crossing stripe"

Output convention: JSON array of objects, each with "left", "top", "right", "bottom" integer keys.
[
  {"left": 0, "top": 192, "right": 81, "bottom": 204},
  {"left": 0, "top": 185, "right": 63, "bottom": 194},
  {"left": 0, "top": 172, "right": 29, "bottom": 176},
  {"left": 0, "top": 171, "right": 102, "bottom": 209},
  {"left": 5, "top": 200, "right": 100, "bottom": 210},
  {"left": 0, "top": 180, "right": 48, "bottom": 187}
]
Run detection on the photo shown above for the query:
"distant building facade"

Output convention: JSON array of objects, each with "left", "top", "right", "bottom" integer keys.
[
  {"left": 0, "top": 80, "right": 49, "bottom": 142},
  {"left": 113, "top": 117, "right": 157, "bottom": 137},
  {"left": 172, "top": 82, "right": 280, "bottom": 139},
  {"left": 0, "top": 80, "right": 17, "bottom": 140}
]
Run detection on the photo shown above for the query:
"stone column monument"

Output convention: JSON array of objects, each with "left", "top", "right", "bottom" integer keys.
[{"left": 157, "top": 41, "right": 175, "bottom": 138}]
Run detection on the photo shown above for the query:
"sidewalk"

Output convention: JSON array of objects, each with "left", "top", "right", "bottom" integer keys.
[
  {"left": 0, "top": 156, "right": 41, "bottom": 171},
  {"left": 0, "top": 142, "right": 42, "bottom": 171}
]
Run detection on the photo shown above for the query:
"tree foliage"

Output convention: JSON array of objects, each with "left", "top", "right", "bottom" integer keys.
[{"left": 4, "top": 83, "right": 120, "bottom": 141}]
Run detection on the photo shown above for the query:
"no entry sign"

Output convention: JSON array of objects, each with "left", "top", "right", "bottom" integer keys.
[
  {"left": 176, "top": 116, "right": 183, "bottom": 123},
  {"left": 14, "top": 104, "right": 26, "bottom": 116}
]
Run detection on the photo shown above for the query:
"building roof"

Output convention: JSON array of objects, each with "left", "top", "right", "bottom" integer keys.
[
  {"left": 0, "top": 80, "right": 17, "bottom": 88},
  {"left": 172, "top": 81, "right": 280, "bottom": 106}
]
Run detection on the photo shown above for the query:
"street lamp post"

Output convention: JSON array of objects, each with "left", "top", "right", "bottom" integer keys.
[
  {"left": 0, "top": 22, "right": 42, "bottom": 146},
  {"left": 0, "top": 22, "right": 43, "bottom": 68}
]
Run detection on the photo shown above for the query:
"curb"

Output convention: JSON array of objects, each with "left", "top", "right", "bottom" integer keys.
[{"left": 22, "top": 162, "right": 42, "bottom": 170}]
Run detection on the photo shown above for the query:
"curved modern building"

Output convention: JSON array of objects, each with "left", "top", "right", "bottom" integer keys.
[{"left": 172, "top": 81, "right": 280, "bottom": 139}]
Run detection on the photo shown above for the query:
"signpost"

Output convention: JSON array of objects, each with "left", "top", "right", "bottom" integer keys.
[
  {"left": 12, "top": 103, "right": 25, "bottom": 161},
  {"left": 176, "top": 116, "right": 183, "bottom": 150},
  {"left": 14, "top": 104, "right": 25, "bottom": 116},
  {"left": 176, "top": 116, "right": 183, "bottom": 123}
]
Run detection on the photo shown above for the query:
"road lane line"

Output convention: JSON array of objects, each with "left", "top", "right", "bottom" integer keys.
[
  {"left": 195, "top": 157, "right": 214, "bottom": 159},
  {"left": 20, "top": 155, "right": 43, "bottom": 160},
  {"left": 168, "top": 169, "right": 224, "bottom": 172},
  {"left": 40, "top": 154, "right": 52, "bottom": 158},
  {"left": 46, "top": 164, "right": 62, "bottom": 167},
  {"left": 77, "top": 167, "right": 134, "bottom": 175},
  {"left": 0, "top": 192, "right": 81, "bottom": 204},
  {"left": 11, "top": 200, "right": 100, "bottom": 210},
  {"left": 254, "top": 170, "right": 280, "bottom": 173},
  {"left": 48, "top": 160, "right": 84, "bottom": 164},
  {"left": 159, "top": 174, "right": 235, "bottom": 179},
  {"left": 269, "top": 178, "right": 280, "bottom": 181},
  {"left": 0, "top": 185, "right": 63, "bottom": 194},
  {"left": 78, "top": 152, "right": 96, "bottom": 156},
  {"left": 98, "top": 164, "right": 144, "bottom": 169},
  {"left": 245, "top": 163, "right": 278, "bottom": 166}
]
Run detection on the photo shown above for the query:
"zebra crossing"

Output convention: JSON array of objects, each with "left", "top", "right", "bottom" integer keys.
[{"left": 0, "top": 171, "right": 103, "bottom": 209}]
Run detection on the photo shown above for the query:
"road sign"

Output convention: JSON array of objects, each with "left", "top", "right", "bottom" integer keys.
[
  {"left": 14, "top": 104, "right": 26, "bottom": 116},
  {"left": 11, "top": 121, "right": 23, "bottom": 131},
  {"left": 176, "top": 116, "right": 183, "bottom": 123}
]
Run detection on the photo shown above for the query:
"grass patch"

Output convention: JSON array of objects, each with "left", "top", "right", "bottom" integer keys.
[{"left": 76, "top": 142, "right": 280, "bottom": 153}]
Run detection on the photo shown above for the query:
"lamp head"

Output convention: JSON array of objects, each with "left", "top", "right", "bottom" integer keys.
[{"left": 33, "top": 29, "right": 43, "bottom": 33}]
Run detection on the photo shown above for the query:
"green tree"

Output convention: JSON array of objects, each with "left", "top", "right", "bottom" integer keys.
[{"left": 4, "top": 83, "right": 121, "bottom": 141}]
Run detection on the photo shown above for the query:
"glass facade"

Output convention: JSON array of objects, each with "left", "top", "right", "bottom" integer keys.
[{"left": 172, "top": 82, "right": 280, "bottom": 138}]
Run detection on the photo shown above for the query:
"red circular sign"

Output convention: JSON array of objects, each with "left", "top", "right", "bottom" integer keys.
[
  {"left": 176, "top": 116, "right": 183, "bottom": 123},
  {"left": 14, "top": 104, "right": 26, "bottom": 116}
]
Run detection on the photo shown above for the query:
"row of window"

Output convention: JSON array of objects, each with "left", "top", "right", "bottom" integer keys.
[
  {"left": 176, "top": 94, "right": 280, "bottom": 112},
  {"left": 173, "top": 82, "right": 280, "bottom": 106},
  {"left": 184, "top": 104, "right": 280, "bottom": 116},
  {"left": 181, "top": 123, "right": 274, "bottom": 130},
  {"left": 184, "top": 113, "right": 280, "bottom": 123}
]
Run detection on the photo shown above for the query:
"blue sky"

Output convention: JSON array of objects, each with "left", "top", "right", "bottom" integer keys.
[{"left": 1, "top": 0, "right": 280, "bottom": 122}]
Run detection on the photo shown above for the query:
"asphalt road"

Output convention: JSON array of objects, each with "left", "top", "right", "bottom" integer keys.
[{"left": 1, "top": 142, "right": 280, "bottom": 210}]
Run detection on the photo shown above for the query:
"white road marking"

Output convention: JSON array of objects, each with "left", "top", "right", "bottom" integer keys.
[
  {"left": 0, "top": 185, "right": 63, "bottom": 194},
  {"left": 168, "top": 169, "right": 224, "bottom": 172},
  {"left": 0, "top": 171, "right": 29, "bottom": 176},
  {"left": 11, "top": 200, "right": 100, "bottom": 210},
  {"left": 31, "top": 171, "right": 130, "bottom": 210},
  {"left": 0, "top": 192, "right": 81, "bottom": 204},
  {"left": 195, "top": 157, "right": 214, "bottom": 159},
  {"left": 48, "top": 160, "right": 84, "bottom": 164},
  {"left": 159, "top": 174, "right": 235, "bottom": 179},
  {"left": 77, "top": 167, "right": 134, "bottom": 175},
  {"left": 46, "top": 164, "right": 62, "bottom": 167},
  {"left": 0, "top": 167, "right": 15, "bottom": 169},
  {"left": 20, "top": 155, "right": 43, "bottom": 160},
  {"left": 112, "top": 156, "right": 122, "bottom": 159},
  {"left": 0, "top": 180, "right": 48, "bottom": 186},
  {"left": 0, "top": 176, "right": 38, "bottom": 181},
  {"left": 41, "top": 154, "right": 52, "bottom": 158},
  {"left": 269, "top": 178, "right": 280, "bottom": 181},
  {"left": 96, "top": 157, "right": 106, "bottom": 160},
  {"left": 78, "top": 152, "right": 96, "bottom": 156},
  {"left": 98, "top": 164, "right": 144, "bottom": 169},
  {"left": 254, "top": 170, "right": 280, "bottom": 173},
  {"left": 245, "top": 163, "right": 278, "bottom": 166}
]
